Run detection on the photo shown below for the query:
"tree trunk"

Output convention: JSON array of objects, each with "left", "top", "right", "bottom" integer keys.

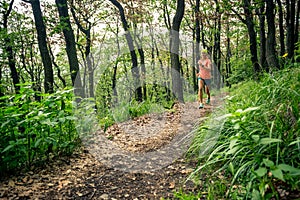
[
  {"left": 70, "top": 5, "right": 94, "bottom": 98},
  {"left": 48, "top": 44, "right": 66, "bottom": 88},
  {"left": 108, "top": 0, "right": 142, "bottom": 102},
  {"left": 3, "top": 0, "right": 20, "bottom": 94},
  {"left": 286, "top": 0, "right": 296, "bottom": 59},
  {"left": 213, "top": 0, "right": 221, "bottom": 89},
  {"left": 133, "top": 28, "right": 147, "bottom": 101},
  {"left": 256, "top": 2, "right": 268, "bottom": 71},
  {"left": 0, "top": 63, "right": 3, "bottom": 96},
  {"left": 243, "top": 0, "right": 260, "bottom": 77},
  {"left": 112, "top": 18, "right": 120, "bottom": 105},
  {"left": 31, "top": 0, "right": 54, "bottom": 93},
  {"left": 194, "top": 0, "right": 200, "bottom": 91},
  {"left": 171, "top": 0, "right": 185, "bottom": 103},
  {"left": 266, "top": 0, "right": 280, "bottom": 69},
  {"left": 55, "top": 0, "right": 83, "bottom": 97},
  {"left": 294, "top": 0, "right": 299, "bottom": 58},
  {"left": 225, "top": 20, "right": 232, "bottom": 88},
  {"left": 276, "top": 0, "right": 285, "bottom": 56},
  {"left": 200, "top": 19, "right": 206, "bottom": 49}
]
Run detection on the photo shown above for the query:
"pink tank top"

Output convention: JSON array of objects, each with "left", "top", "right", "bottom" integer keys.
[{"left": 198, "top": 59, "right": 211, "bottom": 79}]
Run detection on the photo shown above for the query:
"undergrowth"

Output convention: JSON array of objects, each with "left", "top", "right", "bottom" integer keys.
[
  {"left": 0, "top": 85, "right": 79, "bottom": 177},
  {"left": 182, "top": 66, "right": 300, "bottom": 199}
]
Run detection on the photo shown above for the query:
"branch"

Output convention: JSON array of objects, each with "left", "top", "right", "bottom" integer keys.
[
  {"left": 22, "top": 0, "right": 31, "bottom": 3},
  {"left": 184, "top": 15, "right": 194, "bottom": 31},
  {"left": 70, "top": 3, "right": 88, "bottom": 35},
  {"left": 231, "top": 7, "right": 246, "bottom": 24},
  {"left": 3, "top": 0, "right": 15, "bottom": 23}
]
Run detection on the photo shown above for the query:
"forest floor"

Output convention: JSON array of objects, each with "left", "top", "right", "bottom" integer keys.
[{"left": 0, "top": 97, "right": 224, "bottom": 200}]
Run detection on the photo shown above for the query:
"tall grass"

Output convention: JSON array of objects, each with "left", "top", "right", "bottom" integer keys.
[{"left": 187, "top": 66, "right": 300, "bottom": 199}]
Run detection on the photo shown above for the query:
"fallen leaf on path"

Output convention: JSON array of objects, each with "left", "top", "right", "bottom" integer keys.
[
  {"left": 76, "top": 192, "right": 83, "bottom": 197},
  {"left": 169, "top": 182, "right": 175, "bottom": 189},
  {"left": 58, "top": 180, "right": 72, "bottom": 189},
  {"left": 8, "top": 180, "right": 15, "bottom": 187}
]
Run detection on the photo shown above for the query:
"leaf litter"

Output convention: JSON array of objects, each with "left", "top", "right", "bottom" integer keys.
[{"left": 0, "top": 100, "right": 218, "bottom": 199}]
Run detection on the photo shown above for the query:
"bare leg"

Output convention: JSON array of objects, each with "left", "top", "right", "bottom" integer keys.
[
  {"left": 205, "top": 85, "right": 210, "bottom": 104},
  {"left": 198, "top": 80, "right": 204, "bottom": 103},
  {"left": 198, "top": 79, "right": 205, "bottom": 108},
  {"left": 206, "top": 85, "right": 210, "bottom": 99}
]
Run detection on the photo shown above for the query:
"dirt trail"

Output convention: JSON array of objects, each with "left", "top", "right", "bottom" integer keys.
[{"left": 0, "top": 98, "right": 222, "bottom": 200}]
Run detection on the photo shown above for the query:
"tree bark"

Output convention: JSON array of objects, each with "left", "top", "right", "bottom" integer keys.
[
  {"left": 256, "top": 1, "right": 268, "bottom": 71},
  {"left": 243, "top": 0, "right": 260, "bottom": 77},
  {"left": 225, "top": 25, "right": 232, "bottom": 88},
  {"left": 0, "top": 61, "right": 3, "bottom": 96},
  {"left": 286, "top": 0, "right": 296, "bottom": 59},
  {"left": 133, "top": 26, "right": 147, "bottom": 101},
  {"left": 276, "top": 0, "right": 285, "bottom": 56},
  {"left": 294, "top": 0, "right": 299, "bottom": 57},
  {"left": 55, "top": 0, "right": 83, "bottom": 97},
  {"left": 266, "top": 0, "right": 280, "bottom": 69},
  {"left": 213, "top": 0, "right": 221, "bottom": 89},
  {"left": 171, "top": 0, "right": 185, "bottom": 103},
  {"left": 194, "top": 0, "right": 200, "bottom": 91},
  {"left": 70, "top": 4, "right": 94, "bottom": 98},
  {"left": 30, "top": 0, "right": 54, "bottom": 93},
  {"left": 108, "top": 0, "right": 142, "bottom": 102},
  {"left": 3, "top": 0, "right": 20, "bottom": 94},
  {"left": 135, "top": 39, "right": 147, "bottom": 100}
]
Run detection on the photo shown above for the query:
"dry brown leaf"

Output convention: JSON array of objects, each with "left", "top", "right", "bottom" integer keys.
[
  {"left": 181, "top": 168, "right": 194, "bottom": 174},
  {"left": 89, "top": 183, "right": 95, "bottom": 187},
  {"left": 58, "top": 180, "right": 72, "bottom": 189},
  {"left": 47, "top": 183, "right": 55, "bottom": 187},
  {"left": 8, "top": 180, "right": 15, "bottom": 187},
  {"left": 22, "top": 176, "right": 28, "bottom": 183},
  {"left": 76, "top": 192, "right": 83, "bottom": 197},
  {"left": 27, "top": 178, "right": 34, "bottom": 184},
  {"left": 169, "top": 182, "right": 175, "bottom": 189}
]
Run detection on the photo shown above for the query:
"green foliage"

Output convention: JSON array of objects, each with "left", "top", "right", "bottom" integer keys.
[
  {"left": 0, "top": 84, "right": 79, "bottom": 175},
  {"left": 227, "top": 54, "right": 253, "bottom": 85},
  {"left": 95, "top": 63, "right": 176, "bottom": 128},
  {"left": 98, "top": 98, "right": 170, "bottom": 130},
  {"left": 187, "top": 66, "right": 300, "bottom": 199},
  {"left": 174, "top": 189, "right": 203, "bottom": 199}
]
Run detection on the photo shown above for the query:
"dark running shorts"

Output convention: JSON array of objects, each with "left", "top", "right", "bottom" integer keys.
[{"left": 198, "top": 77, "right": 211, "bottom": 86}]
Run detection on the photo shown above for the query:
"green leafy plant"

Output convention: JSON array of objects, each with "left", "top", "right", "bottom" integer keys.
[
  {"left": 187, "top": 66, "right": 300, "bottom": 199},
  {"left": 0, "top": 85, "right": 79, "bottom": 175}
]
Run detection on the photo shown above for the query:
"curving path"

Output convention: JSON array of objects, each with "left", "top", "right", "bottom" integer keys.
[{"left": 0, "top": 98, "right": 222, "bottom": 199}]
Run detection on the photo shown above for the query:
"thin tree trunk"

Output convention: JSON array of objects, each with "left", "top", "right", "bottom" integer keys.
[
  {"left": 294, "top": 0, "right": 300, "bottom": 57},
  {"left": 31, "top": 0, "right": 54, "bottom": 93},
  {"left": 108, "top": 0, "right": 142, "bottom": 102},
  {"left": 225, "top": 20, "right": 231, "bottom": 88},
  {"left": 3, "top": 0, "right": 20, "bottom": 94},
  {"left": 171, "top": 0, "right": 185, "bottom": 103},
  {"left": 194, "top": 0, "right": 200, "bottom": 91},
  {"left": 112, "top": 19, "right": 120, "bottom": 104},
  {"left": 0, "top": 61, "right": 3, "bottom": 96},
  {"left": 55, "top": 0, "right": 83, "bottom": 97},
  {"left": 70, "top": 4, "right": 94, "bottom": 98},
  {"left": 276, "top": 0, "right": 285, "bottom": 56},
  {"left": 286, "top": 0, "right": 296, "bottom": 59},
  {"left": 266, "top": 0, "right": 280, "bottom": 69},
  {"left": 133, "top": 28, "right": 147, "bottom": 101},
  {"left": 48, "top": 45, "right": 66, "bottom": 88},
  {"left": 213, "top": 0, "right": 221, "bottom": 89},
  {"left": 256, "top": 2, "right": 268, "bottom": 71},
  {"left": 200, "top": 18, "right": 205, "bottom": 49}
]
